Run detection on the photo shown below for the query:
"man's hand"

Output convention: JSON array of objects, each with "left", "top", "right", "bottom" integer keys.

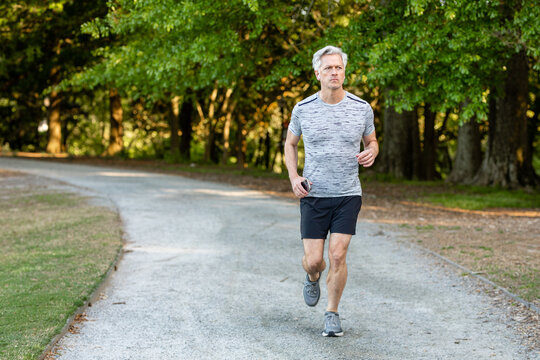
[
  {"left": 291, "top": 176, "right": 311, "bottom": 198},
  {"left": 357, "top": 131, "right": 379, "bottom": 167},
  {"left": 356, "top": 149, "right": 376, "bottom": 167}
]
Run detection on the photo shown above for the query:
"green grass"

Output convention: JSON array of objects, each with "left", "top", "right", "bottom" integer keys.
[
  {"left": 419, "top": 186, "right": 540, "bottom": 210},
  {"left": 416, "top": 224, "right": 435, "bottom": 231},
  {"left": 438, "top": 225, "right": 461, "bottom": 230},
  {"left": 0, "top": 182, "right": 123, "bottom": 360},
  {"left": 359, "top": 173, "right": 539, "bottom": 210},
  {"left": 490, "top": 267, "right": 540, "bottom": 303}
]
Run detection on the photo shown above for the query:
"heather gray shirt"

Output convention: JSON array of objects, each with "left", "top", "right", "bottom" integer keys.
[{"left": 289, "top": 91, "right": 375, "bottom": 197}]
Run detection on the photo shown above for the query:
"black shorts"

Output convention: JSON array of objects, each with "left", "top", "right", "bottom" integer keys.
[{"left": 300, "top": 196, "right": 362, "bottom": 239}]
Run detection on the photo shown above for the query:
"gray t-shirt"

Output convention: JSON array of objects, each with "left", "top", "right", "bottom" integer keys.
[{"left": 288, "top": 91, "right": 375, "bottom": 197}]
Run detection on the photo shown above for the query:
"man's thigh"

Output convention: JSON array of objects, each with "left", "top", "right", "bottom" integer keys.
[
  {"left": 328, "top": 233, "right": 352, "bottom": 256},
  {"left": 303, "top": 238, "right": 325, "bottom": 259}
]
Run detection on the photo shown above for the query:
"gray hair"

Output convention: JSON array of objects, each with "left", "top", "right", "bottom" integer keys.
[{"left": 312, "top": 45, "right": 348, "bottom": 71}]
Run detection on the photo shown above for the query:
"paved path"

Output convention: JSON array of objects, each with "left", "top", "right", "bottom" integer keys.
[{"left": 1, "top": 158, "right": 535, "bottom": 359}]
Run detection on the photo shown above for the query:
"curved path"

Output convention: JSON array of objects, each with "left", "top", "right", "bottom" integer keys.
[{"left": 0, "top": 158, "right": 534, "bottom": 359}]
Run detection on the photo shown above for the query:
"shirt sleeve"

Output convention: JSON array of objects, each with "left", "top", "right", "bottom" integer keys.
[
  {"left": 363, "top": 105, "right": 375, "bottom": 136},
  {"left": 288, "top": 105, "right": 302, "bottom": 136}
]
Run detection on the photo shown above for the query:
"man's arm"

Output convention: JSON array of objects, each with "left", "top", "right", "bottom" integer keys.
[
  {"left": 284, "top": 130, "right": 309, "bottom": 198},
  {"left": 356, "top": 131, "right": 379, "bottom": 167}
]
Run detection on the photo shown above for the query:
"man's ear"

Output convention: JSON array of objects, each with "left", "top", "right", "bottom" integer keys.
[{"left": 315, "top": 71, "right": 320, "bottom": 80}]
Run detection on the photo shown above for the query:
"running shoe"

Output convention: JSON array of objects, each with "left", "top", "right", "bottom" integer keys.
[
  {"left": 322, "top": 311, "right": 344, "bottom": 337},
  {"left": 303, "top": 273, "right": 321, "bottom": 307}
]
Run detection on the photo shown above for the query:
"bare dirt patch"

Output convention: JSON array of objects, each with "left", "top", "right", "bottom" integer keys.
[{"left": 0, "top": 169, "right": 22, "bottom": 178}]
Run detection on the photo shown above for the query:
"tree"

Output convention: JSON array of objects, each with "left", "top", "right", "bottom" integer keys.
[
  {"left": 69, "top": 0, "right": 341, "bottom": 164},
  {"left": 5, "top": 0, "right": 537, "bottom": 184},
  {"left": 379, "top": 101, "right": 420, "bottom": 179},
  {"left": 473, "top": 0, "right": 539, "bottom": 187},
  {"left": 0, "top": 0, "right": 108, "bottom": 153},
  {"left": 102, "top": 88, "right": 124, "bottom": 156},
  {"left": 339, "top": 0, "right": 538, "bottom": 187},
  {"left": 447, "top": 117, "right": 482, "bottom": 184}
]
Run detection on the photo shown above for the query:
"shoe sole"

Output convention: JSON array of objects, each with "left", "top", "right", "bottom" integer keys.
[{"left": 322, "top": 331, "right": 344, "bottom": 337}]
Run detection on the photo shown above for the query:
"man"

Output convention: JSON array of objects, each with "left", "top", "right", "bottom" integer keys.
[{"left": 284, "top": 45, "right": 378, "bottom": 337}]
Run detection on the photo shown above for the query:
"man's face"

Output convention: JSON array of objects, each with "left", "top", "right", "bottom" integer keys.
[{"left": 315, "top": 54, "right": 345, "bottom": 90}]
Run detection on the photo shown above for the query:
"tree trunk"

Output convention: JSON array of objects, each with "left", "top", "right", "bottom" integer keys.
[
  {"left": 447, "top": 117, "right": 482, "bottom": 183},
  {"left": 264, "top": 129, "right": 271, "bottom": 169},
  {"left": 168, "top": 95, "right": 181, "bottom": 157},
  {"left": 527, "top": 81, "right": 540, "bottom": 183},
  {"left": 221, "top": 112, "right": 232, "bottom": 165},
  {"left": 273, "top": 102, "right": 287, "bottom": 172},
  {"left": 203, "top": 85, "right": 219, "bottom": 163},
  {"left": 46, "top": 89, "right": 62, "bottom": 154},
  {"left": 422, "top": 104, "right": 438, "bottom": 180},
  {"left": 221, "top": 101, "right": 236, "bottom": 165},
  {"left": 236, "top": 113, "right": 247, "bottom": 168},
  {"left": 254, "top": 132, "right": 264, "bottom": 167},
  {"left": 411, "top": 108, "right": 422, "bottom": 179},
  {"left": 523, "top": 82, "right": 539, "bottom": 185},
  {"left": 380, "top": 99, "right": 420, "bottom": 179},
  {"left": 102, "top": 88, "right": 124, "bottom": 156},
  {"left": 474, "top": 51, "right": 537, "bottom": 187},
  {"left": 179, "top": 95, "right": 194, "bottom": 160}
]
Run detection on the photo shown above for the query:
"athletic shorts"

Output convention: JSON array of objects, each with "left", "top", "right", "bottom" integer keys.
[{"left": 300, "top": 196, "right": 362, "bottom": 239}]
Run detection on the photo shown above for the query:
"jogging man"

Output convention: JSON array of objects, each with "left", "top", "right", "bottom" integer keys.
[{"left": 284, "top": 45, "right": 378, "bottom": 337}]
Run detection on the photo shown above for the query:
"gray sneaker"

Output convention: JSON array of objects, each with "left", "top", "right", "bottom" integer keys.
[
  {"left": 322, "top": 311, "right": 344, "bottom": 337},
  {"left": 302, "top": 273, "right": 321, "bottom": 307}
]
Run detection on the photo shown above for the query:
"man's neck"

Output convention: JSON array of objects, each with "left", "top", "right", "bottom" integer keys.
[{"left": 319, "top": 88, "right": 346, "bottom": 104}]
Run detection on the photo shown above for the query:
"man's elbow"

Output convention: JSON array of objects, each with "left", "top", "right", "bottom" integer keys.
[{"left": 284, "top": 142, "right": 297, "bottom": 152}]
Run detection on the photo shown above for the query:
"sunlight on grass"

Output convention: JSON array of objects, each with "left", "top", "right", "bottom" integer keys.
[{"left": 0, "top": 180, "right": 123, "bottom": 359}]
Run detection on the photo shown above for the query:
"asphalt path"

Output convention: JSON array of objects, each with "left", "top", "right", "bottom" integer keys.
[{"left": 1, "top": 158, "right": 535, "bottom": 359}]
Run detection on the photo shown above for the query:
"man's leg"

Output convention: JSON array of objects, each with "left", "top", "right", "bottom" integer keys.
[
  {"left": 302, "top": 238, "right": 326, "bottom": 281},
  {"left": 326, "top": 233, "right": 352, "bottom": 312}
]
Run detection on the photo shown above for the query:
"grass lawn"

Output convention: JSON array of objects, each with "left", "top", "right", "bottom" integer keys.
[
  {"left": 0, "top": 172, "right": 123, "bottom": 360},
  {"left": 418, "top": 185, "right": 540, "bottom": 210}
]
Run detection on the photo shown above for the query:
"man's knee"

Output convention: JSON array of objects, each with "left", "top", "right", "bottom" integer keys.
[
  {"left": 329, "top": 242, "right": 349, "bottom": 268},
  {"left": 303, "top": 254, "right": 325, "bottom": 273},
  {"left": 329, "top": 234, "right": 351, "bottom": 268},
  {"left": 329, "top": 249, "right": 347, "bottom": 268}
]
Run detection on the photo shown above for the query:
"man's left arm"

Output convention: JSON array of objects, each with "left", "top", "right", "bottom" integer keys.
[{"left": 356, "top": 131, "right": 379, "bottom": 167}]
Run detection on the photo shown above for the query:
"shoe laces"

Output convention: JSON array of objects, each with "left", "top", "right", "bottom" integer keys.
[
  {"left": 325, "top": 313, "right": 339, "bottom": 327},
  {"left": 305, "top": 282, "right": 318, "bottom": 296}
]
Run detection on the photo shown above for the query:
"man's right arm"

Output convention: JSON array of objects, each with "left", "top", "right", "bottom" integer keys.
[{"left": 284, "top": 130, "right": 309, "bottom": 198}]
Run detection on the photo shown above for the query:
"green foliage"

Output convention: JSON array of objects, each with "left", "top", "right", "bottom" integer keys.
[
  {"left": 68, "top": 1, "right": 293, "bottom": 98},
  {"left": 515, "top": 0, "right": 540, "bottom": 69},
  {"left": 337, "top": 0, "right": 538, "bottom": 120},
  {"left": 3, "top": 0, "right": 539, "bottom": 184},
  {"left": 0, "top": 0, "right": 109, "bottom": 151}
]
